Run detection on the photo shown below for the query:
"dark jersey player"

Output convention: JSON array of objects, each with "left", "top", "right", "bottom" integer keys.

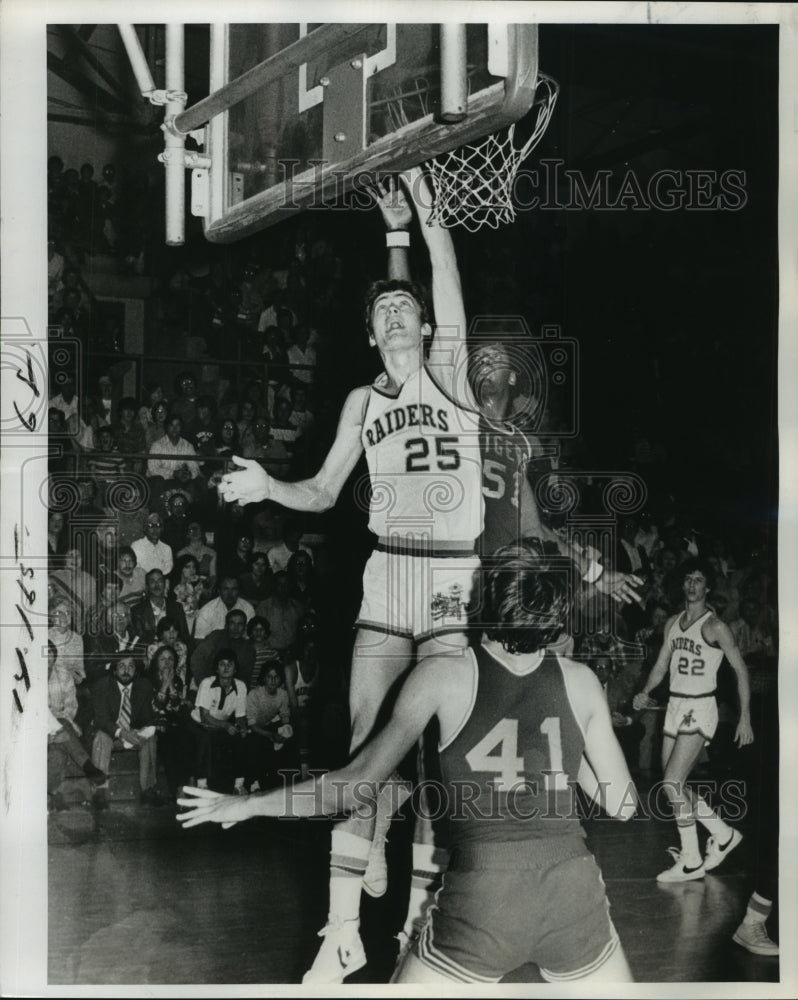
[{"left": 179, "top": 541, "right": 638, "bottom": 984}]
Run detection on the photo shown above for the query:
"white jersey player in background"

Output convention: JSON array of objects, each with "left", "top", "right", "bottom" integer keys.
[{"left": 634, "top": 556, "right": 753, "bottom": 882}]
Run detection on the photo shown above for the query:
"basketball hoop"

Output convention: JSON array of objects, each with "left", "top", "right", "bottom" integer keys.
[{"left": 425, "top": 74, "right": 559, "bottom": 232}]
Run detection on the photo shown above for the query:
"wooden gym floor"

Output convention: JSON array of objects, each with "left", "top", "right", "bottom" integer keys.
[{"left": 48, "top": 778, "right": 779, "bottom": 987}]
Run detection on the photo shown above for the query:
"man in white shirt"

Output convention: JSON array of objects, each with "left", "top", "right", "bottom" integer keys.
[
  {"left": 193, "top": 576, "right": 255, "bottom": 640},
  {"left": 286, "top": 324, "right": 317, "bottom": 387},
  {"left": 131, "top": 514, "right": 174, "bottom": 576},
  {"left": 147, "top": 415, "right": 200, "bottom": 480},
  {"left": 267, "top": 519, "right": 313, "bottom": 575}
]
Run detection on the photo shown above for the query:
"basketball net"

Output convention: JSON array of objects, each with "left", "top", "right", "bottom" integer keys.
[{"left": 426, "top": 74, "right": 559, "bottom": 232}]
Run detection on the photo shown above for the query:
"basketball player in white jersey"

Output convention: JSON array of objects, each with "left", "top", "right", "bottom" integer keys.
[
  {"left": 179, "top": 540, "right": 638, "bottom": 983},
  {"left": 218, "top": 167, "right": 485, "bottom": 981},
  {"left": 634, "top": 556, "right": 753, "bottom": 881}
]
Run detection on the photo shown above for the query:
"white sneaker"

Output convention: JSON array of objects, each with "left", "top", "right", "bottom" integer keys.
[
  {"left": 703, "top": 829, "right": 742, "bottom": 872},
  {"left": 656, "top": 847, "right": 705, "bottom": 883},
  {"left": 733, "top": 920, "right": 779, "bottom": 956},
  {"left": 363, "top": 832, "right": 389, "bottom": 898},
  {"left": 302, "top": 918, "right": 366, "bottom": 984}
]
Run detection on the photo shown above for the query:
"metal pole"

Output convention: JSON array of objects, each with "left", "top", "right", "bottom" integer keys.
[
  {"left": 163, "top": 24, "right": 187, "bottom": 246},
  {"left": 440, "top": 23, "right": 468, "bottom": 123},
  {"left": 118, "top": 23, "right": 157, "bottom": 99},
  {"left": 172, "top": 23, "right": 374, "bottom": 136}
]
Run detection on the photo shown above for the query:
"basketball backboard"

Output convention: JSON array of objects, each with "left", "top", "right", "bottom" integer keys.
[{"left": 191, "top": 23, "right": 540, "bottom": 242}]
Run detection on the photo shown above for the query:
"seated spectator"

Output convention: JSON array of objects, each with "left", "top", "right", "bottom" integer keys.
[
  {"left": 94, "top": 373, "right": 118, "bottom": 427},
  {"left": 191, "top": 395, "right": 217, "bottom": 460},
  {"left": 87, "top": 426, "right": 126, "bottom": 484},
  {"left": 215, "top": 416, "right": 240, "bottom": 459},
  {"left": 118, "top": 546, "right": 147, "bottom": 606},
  {"left": 147, "top": 415, "right": 200, "bottom": 481},
  {"left": 255, "top": 571, "right": 305, "bottom": 655},
  {"left": 286, "top": 321, "right": 317, "bottom": 389},
  {"left": 48, "top": 510, "right": 68, "bottom": 557},
  {"left": 270, "top": 396, "right": 299, "bottom": 452},
  {"left": 190, "top": 609, "right": 255, "bottom": 687},
  {"left": 161, "top": 488, "right": 194, "bottom": 552},
  {"left": 149, "top": 644, "right": 196, "bottom": 799},
  {"left": 49, "top": 374, "right": 80, "bottom": 425},
  {"left": 113, "top": 396, "right": 146, "bottom": 472},
  {"left": 177, "top": 520, "right": 217, "bottom": 585},
  {"left": 289, "top": 383, "right": 315, "bottom": 438},
  {"left": 238, "top": 551, "right": 274, "bottom": 606},
  {"left": 284, "top": 630, "right": 321, "bottom": 780},
  {"left": 245, "top": 664, "right": 293, "bottom": 791},
  {"left": 267, "top": 518, "right": 313, "bottom": 575},
  {"left": 85, "top": 569, "right": 124, "bottom": 638},
  {"left": 191, "top": 648, "right": 248, "bottom": 794},
  {"left": 241, "top": 415, "right": 291, "bottom": 478},
  {"left": 48, "top": 408, "right": 79, "bottom": 473},
  {"left": 47, "top": 640, "right": 106, "bottom": 810},
  {"left": 112, "top": 480, "right": 150, "bottom": 550},
  {"left": 237, "top": 399, "right": 258, "bottom": 453},
  {"left": 130, "top": 568, "right": 190, "bottom": 646},
  {"left": 648, "top": 547, "right": 683, "bottom": 611},
  {"left": 171, "top": 371, "right": 199, "bottom": 438},
  {"left": 90, "top": 653, "right": 163, "bottom": 809},
  {"left": 138, "top": 383, "right": 166, "bottom": 436},
  {"left": 193, "top": 576, "right": 255, "bottom": 641},
  {"left": 145, "top": 399, "right": 169, "bottom": 449},
  {"left": 170, "top": 553, "right": 204, "bottom": 635},
  {"left": 49, "top": 549, "right": 96, "bottom": 636},
  {"left": 84, "top": 602, "right": 143, "bottom": 684},
  {"left": 247, "top": 616, "right": 282, "bottom": 688},
  {"left": 131, "top": 512, "right": 174, "bottom": 576},
  {"left": 286, "top": 548, "right": 318, "bottom": 612},
  {"left": 145, "top": 617, "right": 189, "bottom": 678},
  {"left": 218, "top": 531, "right": 253, "bottom": 583}
]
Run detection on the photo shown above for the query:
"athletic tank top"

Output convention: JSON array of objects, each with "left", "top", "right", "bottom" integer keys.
[
  {"left": 361, "top": 366, "right": 483, "bottom": 544},
  {"left": 440, "top": 645, "right": 585, "bottom": 847},
  {"left": 667, "top": 609, "right": 724, "bottom": 697},
  {"left": 479, "top": 418, "right": 560, "bottom": 555}
]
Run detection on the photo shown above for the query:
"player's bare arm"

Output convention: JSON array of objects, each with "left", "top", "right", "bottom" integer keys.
[
  {"left": 704, "top": 616, "right": 754, "bottom": 746},
  {"left": 633, "top": 615, "right": 680, "bottom": 710},
  {"left": 218, "top": 385, "right": 368, "bottom": 510},
  {"left": 178, "top": 657, "right": 455, "bottom": 829},
  {"left": 567, "top": 662, "right": 637, "bottom": 820}
]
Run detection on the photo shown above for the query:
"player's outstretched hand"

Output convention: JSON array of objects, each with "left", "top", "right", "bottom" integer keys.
[
  {"left": 370, "top": 175, "right": 413, "bottom": 231},
  {"left": 177, "top": 786, "right": 250, "bottom": 830},
  {"left": 218, "top": 456, "right": 271, "bottom": 505},
  {"left": 734, "top": 717, "right": 754, "bottom": 747},
  {"left": 633, "top": 691, "right": 656, "bottom": 711},
  {"left": 595, "top": 570, "right": 644, "bottom": 606}
]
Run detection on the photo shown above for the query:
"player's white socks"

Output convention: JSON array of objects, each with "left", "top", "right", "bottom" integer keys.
[
  {"left": 403, "top": 842, "right": 448, "bottom": 937},
  {"left": 692, "top": 795, "right": 731, "bottom": 840},
  {"left": 675, "top": 819, "right": 702, "bottom": 865},
  {"left": 328, "top": 830, "right": 372, "bottom": 923},
  {"left": 743, "top": 892, "right": 772, "bottom": 925}
]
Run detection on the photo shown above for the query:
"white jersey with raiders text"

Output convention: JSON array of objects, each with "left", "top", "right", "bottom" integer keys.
[
  {"left": 361, "top": 366, "right": 483, "bottom": 545},
  {"left": 667, "top": 609, "right": 724, "bottom": 697}
]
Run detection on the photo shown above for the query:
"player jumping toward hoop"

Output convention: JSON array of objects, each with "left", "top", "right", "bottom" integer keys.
[{"left": 633, "top": 556, "right": 754, "bottom": 881}]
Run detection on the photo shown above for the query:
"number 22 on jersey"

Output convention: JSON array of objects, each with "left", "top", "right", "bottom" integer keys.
[{"left": 464, "top": 716, "right": 569, "bottom": 792}]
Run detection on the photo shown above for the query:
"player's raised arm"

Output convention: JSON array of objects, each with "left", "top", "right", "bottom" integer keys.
[
  {"left": 218, "top": 385, "right": 368, "bottom": 511},
  {"left": 401, "top": 167, "right": 473, "bottom": 407},
  {"left": 177, "top": 656, "right": 447, "bottom": 829},
  {"left": 371, "top": 175, "right": 413, "bottom": 282},
  {"left": 706, "top": 617, "right": 754, "bottom": 746}
]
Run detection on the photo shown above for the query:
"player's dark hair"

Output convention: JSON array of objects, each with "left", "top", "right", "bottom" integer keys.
[
  {"left": 214, "top": 646, "right": 238, "bottom": 669},
  {"left": 483, "top": 541, "right": 571, "bottom": 654},
  {"left": 364, "top": 279, "right": 430, "bottom": 338},
  {"left": 679, "top": 556, "right": 715, "bottom": 591}
]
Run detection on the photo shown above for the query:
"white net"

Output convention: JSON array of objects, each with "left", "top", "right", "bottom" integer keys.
[{"left": 426, "top": 75, "right": 559, "bottom": 232}]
